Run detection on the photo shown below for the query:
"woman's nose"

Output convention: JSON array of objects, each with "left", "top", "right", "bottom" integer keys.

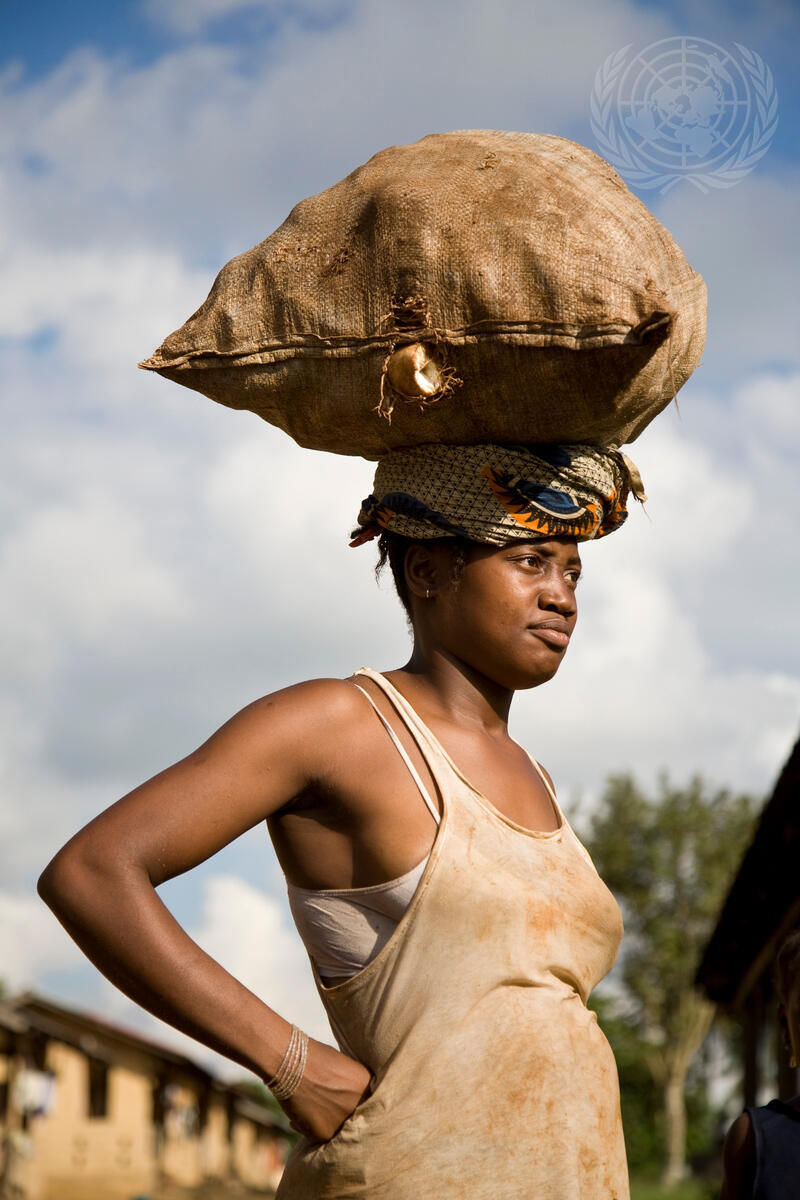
[{"left": 539, "top": 574, "right": 577, "bottom": 615}]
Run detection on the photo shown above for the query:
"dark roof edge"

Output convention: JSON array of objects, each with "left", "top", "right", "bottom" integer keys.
[{"left": 696, "top": 732, "right": 800, "bottom": 1006}]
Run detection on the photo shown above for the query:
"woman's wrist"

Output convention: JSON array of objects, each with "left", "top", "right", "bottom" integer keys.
[{"left": 264, "top": 1024, "right": 309, "bottom": 1100}]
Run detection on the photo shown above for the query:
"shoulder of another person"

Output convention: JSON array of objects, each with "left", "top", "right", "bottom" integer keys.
[{"left": 721, "top": 1110, "right": 756, "bottom": 1200}]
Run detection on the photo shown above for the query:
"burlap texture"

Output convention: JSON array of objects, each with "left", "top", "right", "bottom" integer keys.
[{"left": 140, "top": 130, "right": 707, "bottom": 460}]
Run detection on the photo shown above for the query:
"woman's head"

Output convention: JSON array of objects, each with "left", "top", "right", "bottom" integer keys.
[
  {"left": 353, "top": 440, "right": 639, "bottom": 690},
  {"left": 377, "top": 528, "right": 581, "bottom": 691}
]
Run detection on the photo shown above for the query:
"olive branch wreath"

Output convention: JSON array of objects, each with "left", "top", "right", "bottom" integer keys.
[{"left": 589, "top": 41, "right": 778, "bottom": 195}]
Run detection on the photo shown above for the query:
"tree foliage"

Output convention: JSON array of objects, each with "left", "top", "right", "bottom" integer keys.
[{"left": 582, "top": 773, "right": 757, "bottom": 1186}]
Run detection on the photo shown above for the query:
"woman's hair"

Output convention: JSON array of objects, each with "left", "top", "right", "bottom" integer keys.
[
  {"left": 376, "top": 529, "right": 477, "bottom": 615},
  {"left": 774, "top": 929, "right": 800, "bottom": 1003}
]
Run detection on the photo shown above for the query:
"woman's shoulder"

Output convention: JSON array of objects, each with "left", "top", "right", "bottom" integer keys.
[
  {"left": 188, "top": 676, "right": 375, "bottom": 794},
  {"left": 238, "top": 674, "right": 371, "bottom": 736}
]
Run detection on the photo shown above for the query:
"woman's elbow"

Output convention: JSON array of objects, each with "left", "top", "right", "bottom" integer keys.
[
  {"left": 38, "top": 843, "right": 84, "bottom": 915},
  {"left": 38, "top": 838, "right": 119, "bottom": 921}
]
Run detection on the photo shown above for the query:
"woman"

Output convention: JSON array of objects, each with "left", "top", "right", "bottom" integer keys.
[{"left": 38, "top": 442, "right": 637, "bottom": 1198}]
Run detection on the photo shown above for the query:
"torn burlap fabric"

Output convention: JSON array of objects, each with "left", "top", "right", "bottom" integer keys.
[
  {"left": 350, "top": 443, "right": 646, "bottom": 547},
  {"left": 140, "top": 131, "right": 706, "bottom": 459}
]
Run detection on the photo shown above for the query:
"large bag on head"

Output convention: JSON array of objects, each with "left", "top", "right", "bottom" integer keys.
[{"left": 140, "top": 130, "right": 707, "bottom": 459}]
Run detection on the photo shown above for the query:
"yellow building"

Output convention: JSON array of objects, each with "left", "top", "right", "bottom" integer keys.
[{"left": 0, "top": 993, "right": 291, "bottom": 1199}]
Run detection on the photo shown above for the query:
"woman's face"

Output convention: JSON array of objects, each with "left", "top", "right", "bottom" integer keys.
[{"left": 416, "top": 537, "right": 581, "bottom": 691}]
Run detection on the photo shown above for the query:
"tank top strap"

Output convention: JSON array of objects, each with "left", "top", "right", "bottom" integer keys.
[
  {"left": 354, "top": 667, "right": 452, "bottom": 766},
  {"left": 353, "top": 681, "right": 441, "bottom": 827},
  {"left": 526, "top": 752, "right": 560, "bottom": 810}
]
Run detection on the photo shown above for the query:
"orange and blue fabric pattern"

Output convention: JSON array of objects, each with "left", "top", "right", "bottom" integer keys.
[{"left": 350, "top": 443, "right": 644, "bottom": 547}]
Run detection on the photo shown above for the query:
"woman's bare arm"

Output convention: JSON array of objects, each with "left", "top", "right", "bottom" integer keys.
[{"left": 37, "top": 677, "right": 372, "bottom": 1140}]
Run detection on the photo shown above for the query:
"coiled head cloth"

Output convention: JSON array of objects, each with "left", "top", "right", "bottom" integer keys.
[{"left": 350, "top": 442, "right": 646, "bottom": 547}]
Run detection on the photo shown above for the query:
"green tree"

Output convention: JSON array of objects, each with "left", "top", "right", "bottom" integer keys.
[{"left": 582, "top": 773, "right": 756, "bottom": 1188}]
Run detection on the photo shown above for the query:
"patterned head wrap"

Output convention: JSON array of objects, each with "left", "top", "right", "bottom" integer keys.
[{"left": 349, "top": 442, "right": 646, "bottom": 547}]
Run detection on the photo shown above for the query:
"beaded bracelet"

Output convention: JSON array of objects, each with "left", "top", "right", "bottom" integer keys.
[{"left": 266, "top": 1025, "right": 309, "bottom": 1101}]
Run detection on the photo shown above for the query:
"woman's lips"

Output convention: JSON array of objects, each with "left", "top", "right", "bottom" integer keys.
[{"left": 529, "top": 626, "right": 570, "bottom": 649}]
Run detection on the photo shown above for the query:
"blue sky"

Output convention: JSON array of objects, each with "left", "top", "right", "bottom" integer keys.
[
  {"left": 1, "top": 0, "right": 798, "bottom": 1075},
  {"left": 4, "top": 0, "right": 798, "bottom": 205},
  {"left": 3, "top": 0, "right": 343, "bottom": 78}
]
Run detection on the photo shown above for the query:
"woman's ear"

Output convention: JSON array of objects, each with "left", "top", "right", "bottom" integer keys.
[{"left": 404, "top": 543, "right": 442, "bottom": 602}]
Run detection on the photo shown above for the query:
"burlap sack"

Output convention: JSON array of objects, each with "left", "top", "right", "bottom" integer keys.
[{"left": 140, "top": 130, "right": 706, "bottom": 459}]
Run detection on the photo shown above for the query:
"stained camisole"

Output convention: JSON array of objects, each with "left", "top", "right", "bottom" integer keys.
[
  {"left": 277, "top": 667, "right": 629, "bottom": 1199},
  {"left": 286, "top": 682, "right": 559, "bottom": 985},
  {"left": 287, "top": 684, "right": 442, "bottom": 983}
]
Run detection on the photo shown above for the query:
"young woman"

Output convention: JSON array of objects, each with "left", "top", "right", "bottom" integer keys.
[
  {"left": 721, "top": 930, "right": 800, "bottom": 1199},
  {"left": 39, "top": 442, "right": 638, "bottom": 1198}
]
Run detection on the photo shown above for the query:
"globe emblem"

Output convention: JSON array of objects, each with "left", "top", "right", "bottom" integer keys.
[{"left": 590, "top": 38, "right": 778, "bottom": 193}]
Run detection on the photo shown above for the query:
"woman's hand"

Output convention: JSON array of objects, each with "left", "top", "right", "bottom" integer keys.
[{"left": 279, "top": 1039, "right": 374, "bottom": 1142}]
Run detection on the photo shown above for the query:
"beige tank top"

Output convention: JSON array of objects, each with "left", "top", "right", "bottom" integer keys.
[
  {"left": 277, "top": 668, "right": 629, "bottom": 1200},
  {"left": 287, "top": 683, "right": 560, "bottom": 985}
]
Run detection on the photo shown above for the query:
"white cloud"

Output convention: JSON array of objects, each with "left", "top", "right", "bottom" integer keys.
[
  {"left": 511, "top": 411, "right": 800, "bottom": 803},
  {"left": 654, "top": 168, "right": 800, "bottom": 380},
  {"left": 0, "top": 400, "right": 410, "bottom": 879},
  {"left": 0, "top": 891, "right": 87, "bottom": 990},
  {"left": 188, "top": 874, "right": 332, "bottom": 1046},
  {"left": 1, "top": 0, "right": 798, "bottom": 1023},
  {"left": 1, "top": 493, "right": 184, "bottom": 666},
  {"left": 0, "top": 244, "right": 210, "bottom": 379},
  {"left": 0, "top": 0, "right": 670, "bottom": 261},
  {"left": 738, "top": 370, "right": 800, "bottom": 440}
]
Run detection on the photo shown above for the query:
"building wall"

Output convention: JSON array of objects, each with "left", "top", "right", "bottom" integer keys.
[
  {"left": 201, "top": 1101, "right": 231, "bottom": 1179},
  {"left": 232, "top": 1120, "right": 286, "bottom": 1191},
  {"left": 11, "top": 1042, "right": 156, "bottom": 1200},
  {"left": 232, "top": 1118, "right": 256, "bottom": 1184},
  {"left": 160, "top": 1079, "right": 205, "bottom": 1186},
  {"left": 1, "top": 1034, "right": 287, "bottom": 1198}
]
